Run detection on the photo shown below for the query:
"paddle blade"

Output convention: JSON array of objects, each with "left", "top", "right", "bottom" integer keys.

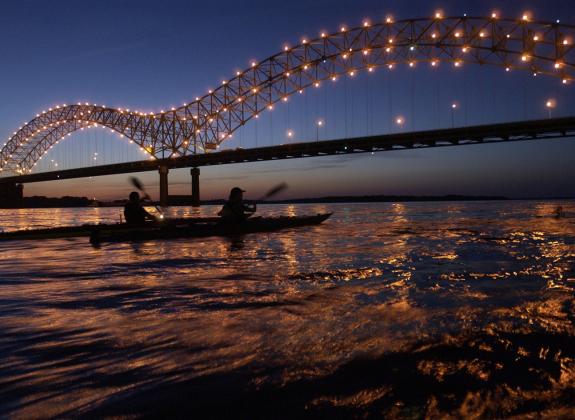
[
  {"left": 260, "top": 182, "right": 288, "bottom": 200},
  {"left": 129, "top": 176, "right": 144, "bottom": 191},
  {"left": 129, "top": 176, "right": 151, "bottom": 200}
]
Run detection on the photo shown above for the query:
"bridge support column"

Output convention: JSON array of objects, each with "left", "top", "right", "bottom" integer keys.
[
  {"left": 190, "top": 167, "right": 200, "bottom": 207},
  {"left": 159, "top": 166, "right": 169, "bottom": 207},
  {"left": 0, "top": 183, "right": 23, "bottom": 208}
]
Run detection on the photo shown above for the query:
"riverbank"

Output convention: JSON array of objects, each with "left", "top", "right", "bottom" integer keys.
[{"left": 1, "top": 193, "right": 513, "bottom": 208}]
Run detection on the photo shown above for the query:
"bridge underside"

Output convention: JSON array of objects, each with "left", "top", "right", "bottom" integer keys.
[{"left": 1, "top": 116, "right": 574, "bottom": 185}]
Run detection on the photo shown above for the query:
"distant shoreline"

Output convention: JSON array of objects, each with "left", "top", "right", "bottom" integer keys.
[{"left": 2, "top": 194, "right": 574, "bottom": 209}]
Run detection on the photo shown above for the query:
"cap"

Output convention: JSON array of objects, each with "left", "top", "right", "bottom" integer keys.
[{"left": 231, "top": 187, "right": 245, "bottom": 194}]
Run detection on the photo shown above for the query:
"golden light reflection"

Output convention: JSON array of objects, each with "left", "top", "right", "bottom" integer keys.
[{"left": 0, "top": 202, "right": 574, "bottom": 417}]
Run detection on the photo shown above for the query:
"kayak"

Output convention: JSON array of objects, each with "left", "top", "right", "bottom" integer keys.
[
  {"left": 0, "top": 214, "right": 332, "bottom": 242},
  {"left": 89, "top": 214, "right": 332, "bottom": 244},
  {"left": 0, "top": 217, "right": 221, "bottom": 241}
]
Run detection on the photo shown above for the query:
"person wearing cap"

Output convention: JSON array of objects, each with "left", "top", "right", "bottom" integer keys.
[
  {"left": 218, "top": 187, "right": 256, "bottom": 222},
  {"left": 124, "top": 191, "right": 156, "bottom": 225}
]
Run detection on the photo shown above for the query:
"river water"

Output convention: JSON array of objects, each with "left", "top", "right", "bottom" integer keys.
[{"left": 0, "top": 201, "right": 574, "bottom": 418}]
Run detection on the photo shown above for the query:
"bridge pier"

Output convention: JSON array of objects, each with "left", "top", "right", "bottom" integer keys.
[
  {"left": 159, "top": 166, "right": 169, "bottom": 207},
  {"left": 0, "top": 183, "right": 23, "bottom": 208},
  {"left": 191, "top": 167, "right": 200, "bottom": 207}
]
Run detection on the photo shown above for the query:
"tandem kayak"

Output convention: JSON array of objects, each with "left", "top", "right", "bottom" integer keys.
[{"left": 89, "top": 213, "right": 332, "bottom": 244}]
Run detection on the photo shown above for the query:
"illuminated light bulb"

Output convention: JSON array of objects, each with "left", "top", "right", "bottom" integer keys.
[
  {"left": 396, "top": 117, "right": 404, "bottom": 125},
  {"left": 562, "top": 78, "right": 569, "bottom": 84},
  {"left": 321, "top": 32, "right": 327, "bottom": 38},
  {"left": 368, "top": 67, "right": 374, "bottom": 72},
  {"left": 340, "top": 26, "right": 346, "bottom": 32},
  {"left": 303, "top": 64, "right": 309, "bottom": 70},
  {"left": 349, "top": 70, "right": 356, "bottom": 76},
  {"left": 410, "top": 46, "right": 415, "bottom": 51},
  {"left": 555, "top": 62, "right": 563, "bottom": 69},
  {"left": 331, "top": 75, "right": 337, "bottom": 81},
  {"left": 251, "top": 62, "right": 256, "bottom": 67},
  {"left": 207, "top": 90, "right": 212, "bottom": 94},
  {"left": 285, "top": 72, "right": 290, "bottom": 77},
  {"left": 409, "top": 61, "right": 415, "bottom": 67},
  {"left": 479, "top": 32, "right": 486, "bottom": 38},
  {"left": 282, "top": 97, "right": 288, "bottom": 102},
  {"left": 505, "top": 67, "right": 511, "bottom": 72},
  {"left": 386, "top": 17, "right": 393, "bottom": 23},
  {"left": 563, "top": 39, "right": 570, "bottom": 45},
  {"left": 385, "top": 47, "right": 392, "bottom": 53},
  {"left": 462, "top": 46, "right": 469, "bottom": 53},
  {"left": 388, "top": 38, "right": 394, "bottom": 43},
  {"left": 342, "top": 53, "right": 348, "bottom": 59},
  {"left": 452, "top": 103, "right": 458, "bottom": 109},
  {"left": 522, "top": 13, "right": 530, "bottom": 21},
  {"left": 363, "top": 49, "right": 369, "bottom": 55},
  {"left": 236, "top": 71, "right": 241, "bottom": 76},
  {"left": 431, "top": 33, "right": 437, "bottom": 39},
  {"left": 252, "top": 88, "right": 258, "bottom": 93},
  {"left": 284, "top": 45, "right": 289, "bottom": 51},
  {"left": 454, "top": 31, "right": 461, "bottom": 38},
  {"left": 287, "top": 130, "right": 294, "bottom": 137},
  {"left": 363, "top": 21, "right": 369, "bottom": 27},
  {"left": 255, "top": 114, "right": 259, "bottom": 119},
  {"left": 302, "top": 38, "right": 308, "bottom": 44},
  {"left": 314, "top": 81, "right": 320, "bottom": 87},
  {"left": 388, "top": 63, "right": 394, "bottom": 69},
  {"left": 533, "top": 35, "right": 539, "bottom": 41},
  {"left": 491, "top": 12, "right": 498, "bottom": 19},
  {"left": 237, "top": 97, "right": 243, "bottom": 102},
  {"left": 222, "top": 80, "right": 227, "bottom": 84},
  {"left": 435, "top": 11, "right": 442, "bottom": 19},
  {"left": 454, "top": 61, "right": 462, "bottom": 67},
  {"left": 298, "top": 90, "right": 304, "bottom": 94},
  {"left": 506, "top": 34, "right": 511, "bottom": 39},
  {"left": 521, "top": 54, "right": 529, "bottom": 62},
  {"left": 268, "top": 105, "right": 274, "bottom": 110}
]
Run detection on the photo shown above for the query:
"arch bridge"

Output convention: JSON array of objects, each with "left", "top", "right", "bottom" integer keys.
[{"left": 0, "top": 14, "right": 574, "bottom": 205}]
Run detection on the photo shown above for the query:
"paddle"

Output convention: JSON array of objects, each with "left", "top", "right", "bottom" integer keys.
[
  {"left": 256, "top": 182, "right": 288, "bottom": 201},
  {"left": 128, "top": 176, "right": 165, "bottom": 219}
]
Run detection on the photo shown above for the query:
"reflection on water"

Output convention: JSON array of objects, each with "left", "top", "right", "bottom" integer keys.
[{"left": 0, "top": 201, "right": 574, "bottom": 417}]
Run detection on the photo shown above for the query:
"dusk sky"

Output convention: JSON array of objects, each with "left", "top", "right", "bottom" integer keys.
[{"left": 1, "top": 0, "right": 574, "bottom": 200}]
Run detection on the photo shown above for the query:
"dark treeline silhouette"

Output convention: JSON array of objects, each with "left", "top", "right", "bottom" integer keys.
[{"left": 15, "top": 196, "right": 93, "bottom": 208}]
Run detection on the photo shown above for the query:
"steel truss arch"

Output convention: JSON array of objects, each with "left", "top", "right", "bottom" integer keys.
[{"left": 1, "top": 15, "right": 574, "bottom": 174}]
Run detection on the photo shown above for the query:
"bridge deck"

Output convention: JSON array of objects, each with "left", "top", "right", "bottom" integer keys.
[{"left": 1, "top": 116, "right": 574, "bottom": 185}]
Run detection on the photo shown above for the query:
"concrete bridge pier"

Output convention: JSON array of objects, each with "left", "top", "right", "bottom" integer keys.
[
  {"left": 191, "top": 167, "right": 200, "bottom": 207},
  {"left": 159, "top": 165, "right": 169, "bottom": 207},
  {"left": 0, "top": 183, "right": 23, "bottom": 208}
]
